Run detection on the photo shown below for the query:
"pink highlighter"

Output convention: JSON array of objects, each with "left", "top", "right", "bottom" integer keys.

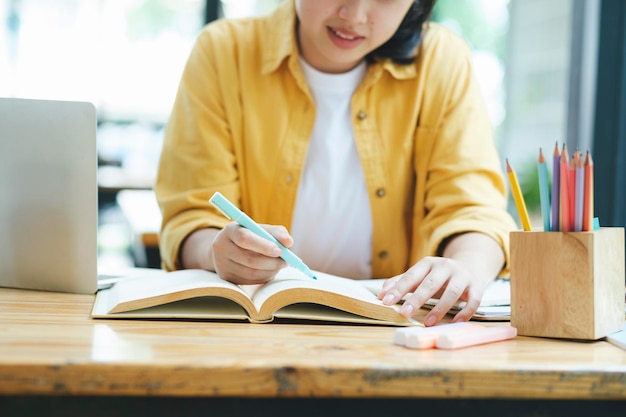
[
  {"left": 396, "top": 322, "right": 475, "bottom": 349},
  {"left": 394, "top": 323, "right": 517, "bottom": 350},
  {"left": 436, "top": 325, "right": 517, "bottom": 349}
]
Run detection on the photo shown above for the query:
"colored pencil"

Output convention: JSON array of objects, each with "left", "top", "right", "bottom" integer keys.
[
  {"left": 574, "top": 151, "right": 584, "bottom": 231},
  {"left": 537, "top": 148, "right": 551, "bottom": 231},
  {"left": 506, "top": 159, "right": 532, "bottom": 231},
  {"left": 551, "top": 142, "right": 560, "bottom": 231},
  {"left": 583, "top": 150, "right": 594, "bottom": 231},
  {"left": 559, "top": 144, "right": 571, "bottom": 232},
  {"left": 569, "top": 150, "right": 577, "bottom": 230}
]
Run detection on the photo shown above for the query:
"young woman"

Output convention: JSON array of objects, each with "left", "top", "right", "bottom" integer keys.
[{"left": 155, "top": 0, "right": 517, "bottom": 326}]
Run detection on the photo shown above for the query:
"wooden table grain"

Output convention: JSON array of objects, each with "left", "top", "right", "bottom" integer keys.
[{"left": 1, "top": 287, "right": 625, "bottom": 403}]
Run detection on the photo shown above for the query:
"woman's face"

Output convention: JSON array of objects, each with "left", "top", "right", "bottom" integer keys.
[{"left": 295, "top": 0, "right": 414, "bottom": 73}]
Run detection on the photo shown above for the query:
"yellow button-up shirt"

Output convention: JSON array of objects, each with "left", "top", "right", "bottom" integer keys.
[{"left": 155, "top": 1, "right": 517, "bottom": 277}]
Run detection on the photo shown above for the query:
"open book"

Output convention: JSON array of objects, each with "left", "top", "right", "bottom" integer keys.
[{"left": 91, "top": 267, "right": 418, "bottom": 326}]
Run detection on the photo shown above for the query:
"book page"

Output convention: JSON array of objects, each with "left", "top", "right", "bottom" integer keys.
[
  {"left": 273, "top": 304, "right": 414, "bottom": 326},
  {"left": 106, "top": 269, "right": 257, "bottom": 316},
  {"left": 251, "top": 268, "right": 415, "bottom": 324},
  {"left": 92, "top": 286, "right": 251, "bottom": 321}
]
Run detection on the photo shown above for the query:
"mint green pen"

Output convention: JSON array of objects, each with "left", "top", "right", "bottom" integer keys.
[{"left": 209, "top": 192, "right": 317, "bottom": 280}]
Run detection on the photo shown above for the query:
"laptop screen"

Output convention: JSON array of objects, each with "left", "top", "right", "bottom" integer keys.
[{"left": 0, "top": 97, "right": 98, "bottom": 294}]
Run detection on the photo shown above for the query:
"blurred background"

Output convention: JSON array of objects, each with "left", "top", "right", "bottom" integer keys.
[{"left": 1, "top": 0, "right": 623, "bottom": 271}]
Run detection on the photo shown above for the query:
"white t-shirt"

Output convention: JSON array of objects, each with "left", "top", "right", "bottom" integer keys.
[{"left": 290, "top": 58, "right": 372, "bottom": 279}]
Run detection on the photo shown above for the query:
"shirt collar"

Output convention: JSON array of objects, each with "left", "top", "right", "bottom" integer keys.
[{"left": 261, "top": 1, "right": 298, "bottom": 75}]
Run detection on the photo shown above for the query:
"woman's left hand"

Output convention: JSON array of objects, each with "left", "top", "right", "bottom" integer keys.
[
  {"left": 378, "top": 232, "right": 505, "bottom": 326},
  {"left": 378, "top": 256, "right": 483, "bottom": 326}
]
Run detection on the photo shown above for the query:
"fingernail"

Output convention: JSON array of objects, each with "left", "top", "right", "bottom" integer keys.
[
  {"left": 400, "top": 304, "right": 414, "bottom": 317},
  {"left": 272, "top": 247, "right": 282, "bottom": 256},
  {"left": 382, "top": 293, "right": 395, "bottom": 305},
  {"left": 425, "top": 315, "right": 436, "bottom": 327}
]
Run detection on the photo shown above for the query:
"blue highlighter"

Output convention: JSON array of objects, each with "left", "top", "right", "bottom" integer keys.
[{"left": 209, "top": 192, "right": 317, "bottom": 280}]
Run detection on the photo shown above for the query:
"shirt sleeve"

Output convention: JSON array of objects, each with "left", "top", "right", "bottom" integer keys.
[
  {"left": 412, "top": 28, "right": 517, "bottom": 275},
  {"left": 154, "top": 25, "right": 240, "bottom": 271}
]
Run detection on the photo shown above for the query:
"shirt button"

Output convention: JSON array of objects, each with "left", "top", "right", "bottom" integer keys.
[
  {"left": 376, "top": 188, "right": 385, "bottom": 197},
  {"left": 378, "top": 250, "right": 389, "bottom": 259},
  {"left": 356, "top": 110, "right": 367, "bottom": 120},
  {"left": 286, "top": 174, "right": 292, "bottom": 184}
]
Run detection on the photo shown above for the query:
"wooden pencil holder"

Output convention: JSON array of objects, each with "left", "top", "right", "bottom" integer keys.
[{"left": 510, "top": 227, "right": 625, "bottom": 340}]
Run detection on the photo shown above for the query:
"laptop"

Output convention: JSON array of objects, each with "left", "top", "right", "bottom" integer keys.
[{"left": 0, "top": 97, "right": 98, "bottom": 294}]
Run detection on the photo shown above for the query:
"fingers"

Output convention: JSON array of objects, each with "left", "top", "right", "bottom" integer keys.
[
  {"left": 424, "top": 284, "right": 474, "bottom": 326},
  {"left": 379, "top": 257, "right": 434, "bottom": 305},
  {"left": 380, "top": 257, "right": 483, "bottom": 327},
  {"left": 377, "top": 275, "right": 401, "bottom": 299},
  {"left": 215, "top": 255, "right": 284, "bottom": 285},
  {"left": 226, "top": 223, "right": 283, "bottom": 257},
  {"left": 265, "top": 225, "right": 294, "bottom": 248},
  {"left": 212, "top": 223, "right": 291, "bottom": 285},
  {"left": 450, "top": 287, "right": 482, "bottom": 323}
]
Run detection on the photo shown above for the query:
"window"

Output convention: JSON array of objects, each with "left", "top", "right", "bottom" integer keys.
[
  {"left": 1, "top": 0, "right": 207, "bottom": 269},
  {"left": 435, "top": 1, "right": 590, "bottom": 221},
  {"left": 1, "top": 0, "right": 205, "bottom": 121},
  {"left": 432, "top": 0, "right": 510, "bottom": 147}
]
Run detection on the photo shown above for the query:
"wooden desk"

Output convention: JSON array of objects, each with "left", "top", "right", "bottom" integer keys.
[{"left": 0, "top": 288, "right": 625, "bottom": 416}]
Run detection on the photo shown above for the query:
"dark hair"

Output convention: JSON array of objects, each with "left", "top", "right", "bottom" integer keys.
[{"left": 366, "top": 0, "right": 437, "bottom": 65}]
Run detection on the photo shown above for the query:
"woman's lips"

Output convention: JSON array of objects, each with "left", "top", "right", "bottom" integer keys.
[{"left": 327, "top": 26, "right": 364, "bottom": 48}]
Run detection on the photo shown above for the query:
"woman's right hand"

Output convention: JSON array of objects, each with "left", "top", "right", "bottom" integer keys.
[{"left": 180, "top": 224, "right": 292, "bottom": 285}]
